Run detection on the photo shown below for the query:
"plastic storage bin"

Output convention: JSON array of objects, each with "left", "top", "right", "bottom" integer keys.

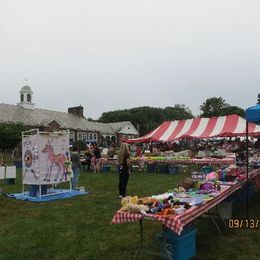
[
  {"left": 102, "top": 165, "right": 111, "bottom": 173},
  {"left": 13, "top": 160, "right": 22, "bottom": 169},
  {"left": 168, "top": 166, "right": 179, "bottom": 174},
  {"left": 147, "top": 163, "right": 157, "bottom": 173},
  {"left": 158, "top": 164, "right": 169, "bottom": 174},
  {"left": 29, "top": 185, "right": 48, "bottom": 197},
  {"left": 157, "top": 226, "right": 197, "bottom": 260}
]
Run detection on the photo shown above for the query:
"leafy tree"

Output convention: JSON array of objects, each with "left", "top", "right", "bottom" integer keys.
[
  {"left": 0, "top": 123, "right": 25, "bottom": 152},
  {"left": 0, "top": 123, "right": 25, "bottom": 161},
  {"left": 223, "top": 106, "right": 245, "bottom": 117},
  {"left": 200, "top": 97, "right": 245, "bottom": 118},
  {"left": 99, "top": 105, "right": 194, "bottom": 136},
  {"left": 200, "top": 97, "right": 229, "bottom": 117}
]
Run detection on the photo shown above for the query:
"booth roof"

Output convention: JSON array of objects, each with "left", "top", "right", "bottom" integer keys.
[
  {"left": 246, "top": 104, "right": 260, "bottom": 124},
  {"left": 127, "top": 114, "right": 260, "bottom": 143}
]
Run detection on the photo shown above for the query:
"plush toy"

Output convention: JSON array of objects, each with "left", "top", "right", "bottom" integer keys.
[
  {"left": 177, "top": 177, "right": 194, "bottom": 191},
  {"left": 125, "top": 203, "right": 149, "bottom": 214},
  {"left": 120, "top": 196, "right": 149, "bottom": 214},
  {"left": 173, "top": 187, "right": 186, "bottom": 193},
  {"left": 138, "top": 197, "right": 159, "bottom": 205},
  {"left": 121, "top": 196, "right": 139, "bottom": 207},
  {"left": 193, "top": 180, "right": 202, "bottom": 190},
  {"left": 206, "top": 171, "right": 218, "bottom": 181},
  {"left": 155, "top": 208, "right": 174, "bottom": 216}
]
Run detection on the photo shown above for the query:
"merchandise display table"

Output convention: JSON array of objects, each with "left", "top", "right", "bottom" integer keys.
[
  {"left": 112, "top": 183, "right": 241, "bottom": 235},
  {"left": 111, "top": 170, "right": 259, "bottom": 259}
]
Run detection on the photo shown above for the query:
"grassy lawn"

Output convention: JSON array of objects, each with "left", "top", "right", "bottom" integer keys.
[{"left": 0, "top": 167, "right": 259, "bottom": 260}]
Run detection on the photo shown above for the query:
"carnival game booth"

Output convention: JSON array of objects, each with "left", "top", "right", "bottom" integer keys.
[{"left": 11, "top": 129, "right": 78, "bottom": 201}]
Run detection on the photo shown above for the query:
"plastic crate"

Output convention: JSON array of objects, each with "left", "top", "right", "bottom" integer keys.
[
  {"left": 168, "top": 166, "right": 179, "bottom": 175},
  {"left": 13, "top": 160, "right": 22, "bottom": 169},
  {"left": 147, "top": 163, "right": 157, "bottom": 173},
  {"left": 157, "top": 226, "right": 197, "bottom": 260},
  {"left": 102, "top": 165, "right": 111, "bottom": 173},
  {"left": 158, "top": 164, "right": 169, "bottom": 174}
]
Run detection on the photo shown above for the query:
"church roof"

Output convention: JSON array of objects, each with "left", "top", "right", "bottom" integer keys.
[{"left": 0, "top": 103, "right": 137, "bottom": 135}]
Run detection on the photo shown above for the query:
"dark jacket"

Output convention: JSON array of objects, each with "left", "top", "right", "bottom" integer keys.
[{"left": 70, "top": 152, "right": 81, "bottom": 170}]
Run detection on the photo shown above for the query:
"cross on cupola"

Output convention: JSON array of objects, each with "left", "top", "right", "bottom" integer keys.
[{"left": 17, "top": 79, "right": 35, "bottom": 109}]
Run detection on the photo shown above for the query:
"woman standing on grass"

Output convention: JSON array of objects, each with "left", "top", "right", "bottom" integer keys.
[
  {"left": 117, "top": 141, "right": 131, "bottom": 198},
  {"left": 70, "top": 146, "right": 81, "bottom": 189}
]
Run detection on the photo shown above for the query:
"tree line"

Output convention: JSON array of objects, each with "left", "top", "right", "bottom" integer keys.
[{"left": 98, "top": 97, "right": 245, "bottom": 136}]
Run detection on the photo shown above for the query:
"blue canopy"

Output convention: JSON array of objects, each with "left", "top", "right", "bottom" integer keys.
[{"left": 246, "top": 104, "right": 260, "bottom": 124}]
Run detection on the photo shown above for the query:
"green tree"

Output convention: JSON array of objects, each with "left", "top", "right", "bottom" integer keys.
[
  {"left": 200, "top": 97, "right": 245, "bottom": 118},
  {"left": 200, "top": 97, "right": 230, "bottom": 117},
  {"left": 223, "top": 106, "right": 245, "bottom": 117},
  {"left": 0, "top": 123, "right": 25, "bottom": 161},
  {"left": 99, "top": 105, "right": 194, "bottom": 136},
  {"left": 0, "top": 123, "right": 25, "bottom": 151}
]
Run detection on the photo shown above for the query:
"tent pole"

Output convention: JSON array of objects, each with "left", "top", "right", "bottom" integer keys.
[{"left": 246, "top": 120, "right": 249, "bottom": 220}]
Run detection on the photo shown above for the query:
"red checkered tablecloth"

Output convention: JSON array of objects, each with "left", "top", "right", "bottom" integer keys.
[{"left": 111, "top": 170, "right": 259, "bottom": 235}]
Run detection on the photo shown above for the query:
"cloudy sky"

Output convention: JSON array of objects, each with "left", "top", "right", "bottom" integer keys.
[{"left": 0, "top": 0, "right": 259, "bottom": 119}]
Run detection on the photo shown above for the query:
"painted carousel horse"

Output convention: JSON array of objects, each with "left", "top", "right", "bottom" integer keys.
[{"left": 42, "top": 141, "right": 66, "bottom": 182}]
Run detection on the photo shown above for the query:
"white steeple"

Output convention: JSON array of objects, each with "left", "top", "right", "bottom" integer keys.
[{"left": 17, "top": 81, "right": 35, "bottom": 109}]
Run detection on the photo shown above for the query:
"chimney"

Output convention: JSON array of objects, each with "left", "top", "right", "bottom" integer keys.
[{"left": 68, "top": 105, "right": 85, "bottom": 118}]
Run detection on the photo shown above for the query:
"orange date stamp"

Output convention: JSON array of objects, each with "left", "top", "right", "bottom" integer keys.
[{"left": 228, "top": 219, "right": 259, "bottom": 229}]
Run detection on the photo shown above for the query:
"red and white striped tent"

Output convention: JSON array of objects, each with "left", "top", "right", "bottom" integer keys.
[{"left": 127, "top": 114, "right": 260, "bottom": 143}]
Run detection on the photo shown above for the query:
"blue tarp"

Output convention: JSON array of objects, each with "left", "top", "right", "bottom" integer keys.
[
  {"left": 7, "top": 189, "right": 89, "bottom": 202},
  {"left": 246, "top": 104, "right": 260, "bottom": 124}
]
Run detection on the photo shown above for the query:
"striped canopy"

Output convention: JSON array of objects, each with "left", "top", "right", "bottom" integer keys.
[{"left": 128, "top": 114, "right": 260, "bottom": 143}]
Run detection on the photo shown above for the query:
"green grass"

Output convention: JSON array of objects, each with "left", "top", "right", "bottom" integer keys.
[{"left": 0, "top": 168, "right": 259, "bottom": 260}]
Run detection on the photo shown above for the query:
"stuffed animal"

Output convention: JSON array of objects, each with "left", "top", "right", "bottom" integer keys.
[
  {"left": 121, "top": 196, "right": 139, "bottom": 207},
  {"left": 124, "top": 203, "right": 149, "bottom": 214},
  {"left": 177, "top": 177, "right": 194, "bottom": 191},
  {"left": 206, "top": 171, "right": 219, "bottom": 181},
  {"left": 138, "top": 197, "right": 159, "bottom": 205},
  {"left": 120, "top": 196, "right": 149, "bottom": 214}
]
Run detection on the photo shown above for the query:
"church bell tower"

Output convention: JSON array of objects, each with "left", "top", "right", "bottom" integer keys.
[{"left": 17, "top": 82, "right": 35, "bottom": 109}]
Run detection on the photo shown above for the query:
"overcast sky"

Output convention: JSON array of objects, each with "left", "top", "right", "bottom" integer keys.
[{"left": 0, "top": 0, "right": 259, "bottom": 119}]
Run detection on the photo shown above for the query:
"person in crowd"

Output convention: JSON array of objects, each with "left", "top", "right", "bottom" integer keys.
[
  {"left": 136, "top": 145, "right": 142, "bottom": 157},
  {"left": 117, "top": 142, "right": 131, "bottom": 198},
  {"left": 254, "top": 137, "right": 260, "bottom": 150},
  {"left": 85, "top": 146, "right": 92, "bottom": 171},
  {"left": 70, "top": 146, "right": 81, "bottom": 189},
  {"left": 92, "top": 143, "right": 101, "bottom": 173}
]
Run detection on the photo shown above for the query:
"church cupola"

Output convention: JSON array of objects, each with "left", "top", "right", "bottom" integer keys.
[{"left": 17, "top": 83, "right": 35, "bottom": 109}]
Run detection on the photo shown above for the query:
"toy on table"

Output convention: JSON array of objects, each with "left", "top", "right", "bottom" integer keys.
[{"left": 120, "top": 196, "right": 149, "bottom": 214}]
